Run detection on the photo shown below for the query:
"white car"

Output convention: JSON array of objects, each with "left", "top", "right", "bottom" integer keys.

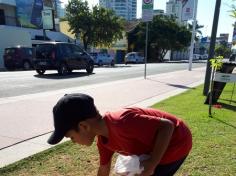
[
  {"left": 124, "top": 52, "right": 144, "bottom": 64},
  {"left": 193, "top": 54, "right": 208, "bottom": 60},
  {"left": 193, "top": 54, "right": 201, "bottom": 60},
  {"left": 90, "top": 52, "right": 115, "bottom": 66}
]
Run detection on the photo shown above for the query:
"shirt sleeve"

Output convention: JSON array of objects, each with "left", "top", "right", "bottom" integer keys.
[{"left": 97, "top": 137, "right": 114, "bottom": 165}]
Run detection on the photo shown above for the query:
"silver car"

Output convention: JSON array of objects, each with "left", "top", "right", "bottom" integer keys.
[
  {"left": 90, "top": 52, "right": 115, "bottom": 66},
  {"left": 124, "top": 52, "right": 144, "bottom": 64}
]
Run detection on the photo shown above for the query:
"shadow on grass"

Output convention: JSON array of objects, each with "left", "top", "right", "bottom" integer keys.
[
  {"left": 220, "top": 102, "right": 236, "bottom": 112},
  {"left": 212, "top": 116, "right": 236, "bottom": 130},
  {"left": 219, "top": 98, "right": 236, "bottom": 104}
]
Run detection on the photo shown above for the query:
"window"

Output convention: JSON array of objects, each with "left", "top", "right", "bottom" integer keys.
[
  {"left": 36, "top": 44, "right": 54, "bottom": 58},
  {"left": 22, "top": 48, "right": 32, "bottom": 55},
  {"left": 0, "top": 9, "right": 6, "bottom": 25},
  {"left": 35, "top": 35, "right": 51, "bottom": 41},
  {"left": 61, "top": 44, "right": 72, "bottom": 56},
  {"left": 70, "top": 45, "right": 83, "bottom": 54},
  {"left": 5, "top": 48, "right": 16, "bottom": 54}
]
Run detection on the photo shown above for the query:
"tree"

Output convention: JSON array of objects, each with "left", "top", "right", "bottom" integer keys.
[
  {"left": 65, "top": 0, "right": 92, "bottom": 50},
  {"left": 229, "top": 0, "right": 236, "bottom": 19},
  {"left": 188, "top": 21, "right": 204, "bottom": 41},
  {"left": 91, "top": 6, "right": 124, "bottom": 48},
  {"left": 65, "top": 0, "right": 124, "bottom": 50},
  {"left": 128, "top": 15, "right": 191, "bottom": 62},
  {"left": 215, "top": 44, "right": 231, "bottom": 58}
]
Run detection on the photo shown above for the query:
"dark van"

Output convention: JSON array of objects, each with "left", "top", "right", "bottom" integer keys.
[
  {"left": 34, "top": 42, "right": 94, "bottom": 75},
  {"left": 3, "top": 46, "right": 35, "bottom": 70}
]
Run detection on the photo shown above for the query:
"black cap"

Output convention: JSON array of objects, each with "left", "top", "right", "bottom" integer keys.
[{"left": 47, "top": 93, "right": 97, "bottom": 145}]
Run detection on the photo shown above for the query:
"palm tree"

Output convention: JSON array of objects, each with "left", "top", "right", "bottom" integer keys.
[
  {"left": 188, "top": 21, "right": 204, "bottom": 41},
  {"left": 229, "top": 4, "right": 236, "bottom": 19}
]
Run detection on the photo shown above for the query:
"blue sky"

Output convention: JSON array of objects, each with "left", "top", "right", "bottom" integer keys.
[{"left": 61, "top": 0, "right": 235, "bottom": 41}]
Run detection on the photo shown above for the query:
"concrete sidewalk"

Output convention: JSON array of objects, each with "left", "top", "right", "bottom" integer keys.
[{"left": 0, "top": 67, "right": 206, "bottom": 168}]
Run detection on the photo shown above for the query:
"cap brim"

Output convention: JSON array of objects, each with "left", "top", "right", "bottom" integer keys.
[{"left": 47, "top": 130, "right": 65, "bottom": 145}]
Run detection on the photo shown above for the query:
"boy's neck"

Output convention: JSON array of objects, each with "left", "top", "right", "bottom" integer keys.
[{"left": 88, "top": 115, "right": 109, "bottom": 138}]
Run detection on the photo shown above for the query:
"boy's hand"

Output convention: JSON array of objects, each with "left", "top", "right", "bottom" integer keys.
[
  {"left": 138, "top": 118, "right": 175, "bottom": 176},
  {"left": 138, "top": 158, "right": 156, "bottom": 176}
]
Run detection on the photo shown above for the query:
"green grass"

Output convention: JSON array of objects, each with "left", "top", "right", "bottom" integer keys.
[{"left": 0, "top": 84, "right": 236, "bottom": 176}]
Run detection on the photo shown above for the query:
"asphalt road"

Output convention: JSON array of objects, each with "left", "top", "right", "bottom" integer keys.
[{"left": 0, "top": 62, "right": 206, "bottom": 98}]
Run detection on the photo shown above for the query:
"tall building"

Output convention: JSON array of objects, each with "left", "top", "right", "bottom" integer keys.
[
  {"left": 153, "top": 9, "right": 165, "bottom": 16},
  {"left": 166, "top": 0, "right": 182, "bottom": 22},
  {"left": 99, "top": 0, "right": 137, "bottom": 21}
]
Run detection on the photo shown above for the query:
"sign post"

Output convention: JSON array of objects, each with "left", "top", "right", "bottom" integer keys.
[
  {"left": 142, "top": 0, "right": 153, "bottom": 79},
  {"left": 42, "top": 9, "right": 54, "bottom": 40}
]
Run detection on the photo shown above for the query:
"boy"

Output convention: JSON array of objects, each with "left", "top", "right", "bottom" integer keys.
[{"left": 48, "top": 93, "right": 192, "bottom": 176}]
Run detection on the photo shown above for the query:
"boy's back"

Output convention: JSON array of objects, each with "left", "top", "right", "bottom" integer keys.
[{"left": 97, "top": 107, "right": 192, "bottom": 165}]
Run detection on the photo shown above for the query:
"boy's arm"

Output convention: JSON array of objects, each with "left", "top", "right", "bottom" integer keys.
[
  {"left": 141, "top": 118, "right": 175, "bottom": 176},
  {"left": 97, "top": 160, "right": 112, "bottom": 176}
]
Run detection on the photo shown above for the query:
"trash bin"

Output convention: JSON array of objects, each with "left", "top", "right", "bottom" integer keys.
[{"left": 205, "top": 62, "right": 236, "bottom": 104}]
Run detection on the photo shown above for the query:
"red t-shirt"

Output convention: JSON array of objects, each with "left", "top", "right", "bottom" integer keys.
[{"left": 97, "top": 107, "right": 192, "bottom": 165}]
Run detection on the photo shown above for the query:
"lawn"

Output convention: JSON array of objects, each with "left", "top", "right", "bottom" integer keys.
[{"left": 0, "top": 84, "right": 236, "bottom": 176}]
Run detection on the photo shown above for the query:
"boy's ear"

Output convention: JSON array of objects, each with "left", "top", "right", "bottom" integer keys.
[{"left": 78, "top": 121, "right": 90, "bottom": 132}]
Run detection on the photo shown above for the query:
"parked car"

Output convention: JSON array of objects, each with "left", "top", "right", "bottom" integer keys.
[
  {"left": 90, "top": 52, "right": 115, "bottom": 66},
  {"left": 34, "top": 42, "right": 94, "bottom": 75},
  {"left": 193, "top": 54, "right": 201, "bottom": 60},
  {"left": 193, "top": 54, "right": 208, "bottom": 60},
  {"left": 124, "top": 52, "right": 144, "bottom": 64},
  {"left": 3, "top": 46, "right": 35, "bottom": 70},
  {"left": 201, "top": 54, "right": 208, "bottom": 59}
]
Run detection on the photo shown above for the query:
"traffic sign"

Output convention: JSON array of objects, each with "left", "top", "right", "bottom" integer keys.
[{"left": 142, "top": 0, "right": 153, "bottom": 22}]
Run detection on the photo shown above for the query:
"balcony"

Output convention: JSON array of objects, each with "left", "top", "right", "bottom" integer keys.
[{"left": 0, "top": 0, "right": 16, "bottom": 6}]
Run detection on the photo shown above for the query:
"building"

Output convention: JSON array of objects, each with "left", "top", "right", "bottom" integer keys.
[
  {"left": 99, "top": 0, "right": 137, "bottom": 21},
  {"left": 153, "top": 9, "right": 165, "bottom": 16},
  {"left": 0, "top": 0, "right": 73, "bottom": 69},
  {"left": 217, "top": 33, "right": 229, "bottom": 43},
  {"left": 166, "top": 0, "right": 182, "bottom": 22},
  {"left": 0, "top": 0, "right": 64, "bottom": 28}
]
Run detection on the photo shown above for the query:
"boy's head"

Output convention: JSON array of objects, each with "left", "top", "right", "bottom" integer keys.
[{"left": 47, "top": 93, "right": 98, "bottom": 145}]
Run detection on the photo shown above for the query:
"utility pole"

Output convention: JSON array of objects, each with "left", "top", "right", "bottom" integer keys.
[
  {"left": 144, "top": 22, "right": 149, "bottom": 79},
  {"left": 203, "top": 0, "right": 221, "bottom": 95},
  {"left": 188, "top": 0, "right": 198, "bottom": 71}
]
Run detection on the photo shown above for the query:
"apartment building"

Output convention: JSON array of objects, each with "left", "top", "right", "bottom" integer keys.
[
  {"left": 99, "top": 0, "right": 137, "bottom": 21},
  {"left": 166, "top": 0, "right": 182, "bottom": 22}
]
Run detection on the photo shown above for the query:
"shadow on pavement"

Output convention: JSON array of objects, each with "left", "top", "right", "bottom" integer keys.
[
  {"left": 166, "top": 83, "right": 196, "bottom": 90},
  {"left": 147, "top": 78, "right": 195, "bottom": 90},
  {"left": 94, "top": 65, "right": 132, "bottom": 68},
  {"left": 163, "top": 60, "right": 207, "bottom": 64},
  {"left": 34, "top": 72, "right": 95, "bottom": 79}
]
